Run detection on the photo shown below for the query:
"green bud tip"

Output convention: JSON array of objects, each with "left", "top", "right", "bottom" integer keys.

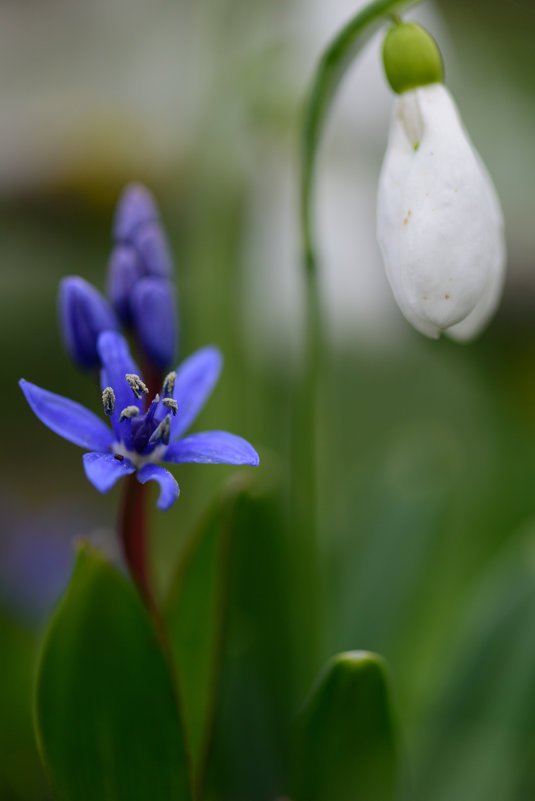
[{"left": 382, "top": 22, "right": 444, "bottom": 95}]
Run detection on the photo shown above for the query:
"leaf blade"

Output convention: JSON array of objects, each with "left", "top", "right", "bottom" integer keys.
[
  {"left": 35, "top": 543, "right": 192, "bottom": 801},
  {"left": 163, "top": 480, "right": 240, "bottom": 795},
  {"left": 293, "top": 651, "right": 399, "bottom": 801}
]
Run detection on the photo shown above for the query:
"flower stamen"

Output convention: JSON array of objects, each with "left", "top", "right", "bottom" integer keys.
[
  {"left": 149, "top": 414, "right": 171, "bottom": 446},
  {"left": 162, "top": 398, "right": 178, "bottom": 415},
  {"left": 125, "top": 373, "right": 149, "bottom": 399},
  {"left": 102, "top": 386, "right": 115, "bottom": 416},
  {"left": 162, "top": 371, "right": 176, "bottom": 397},
  {"left": 119, "top": 405, "right": 140, "bottom": 422}
]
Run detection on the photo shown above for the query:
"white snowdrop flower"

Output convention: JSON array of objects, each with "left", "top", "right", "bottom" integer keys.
[{"left": 377, "top": 23, "right": 506, "bottom": 341}]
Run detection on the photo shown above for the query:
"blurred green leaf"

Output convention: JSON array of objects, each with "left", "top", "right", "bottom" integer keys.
[
  {"left": 163, "top": 477, "right": 246, "bottom": 795},
  {"left": 35, "top": 542, "right": 192, "bottom": 801},
  {"left": 413, "top": 524, "right": 535, "bottom": 801},
  {"left": 293, "top": 651, "right": 399, "bottom": 801},
  {"left": 0, "top": 615, "right": 50, "bottom": 800},
  {"left": 203, "top": 485, "right": 298, "bottom": 801}
]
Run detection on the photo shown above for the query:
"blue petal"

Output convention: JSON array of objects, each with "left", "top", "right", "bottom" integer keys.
[
  {"left": 131, "top": 277, "right": 177, "bottom": 369},
  {"left": 136, "top": 463, "right": 180, "bottom": 511},
  {"left": 83, "top": 452, "right": 136, "bottom": 493},
  {"left": 113, "top": 183, "right": 159, "bottom": 242},
  {"left": 106, "top": 244, "right": 143, "bottom": 324},
  {"left": 97, "top": 331, "right": 142, "bottom": 444},
  {"left": 20, "top": 380, "right": 114, "bottom": 451},
  {"left": 165, "top": 431, "right": 260, "bottom": 466},
  {"left": 171, "top": 346, "right": 223, "bottom": 439},
  {"left": 58, "top": 277, "right": 120, "bottom": 370},
  {"left": 131, "top": 221, "right": 173, "bottom": 278}
]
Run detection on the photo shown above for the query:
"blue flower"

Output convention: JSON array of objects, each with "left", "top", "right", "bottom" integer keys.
[
  {"left": 107, "top": 183, "right": 178, "bottom": 367},
  {"left": 20, "top": 331, "right": 259, "bottom": 511},
  {"left": 58, "top": 276, "right": 120, "bottom": 369}
]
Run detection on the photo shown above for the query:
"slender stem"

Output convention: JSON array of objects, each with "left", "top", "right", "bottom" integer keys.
[
  {"left": 296, "top": 0, "right": 426, "bottom": 681},
  {"left": 300, "top": 0, "right": 424, "bottom": 271},
  {"left": 118, "top": 473, "right": 155, "bottom": 608},
  {"left": 290, "top": 258, "right": 324, "bottom": 683},
  {"left": 117, "top": 472, "right": 193, "bottom": 791}
]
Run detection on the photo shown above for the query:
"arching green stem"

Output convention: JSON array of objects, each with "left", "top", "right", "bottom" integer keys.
[
  {"left": 294, "top": 0, "right": 425, "bottom": 680},
  {"left": 300, "top": 0, "right": 424, "bottom": 274}
]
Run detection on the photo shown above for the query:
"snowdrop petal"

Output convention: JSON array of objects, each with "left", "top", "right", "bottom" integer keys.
[{"left": 376, "top": 83, "right": 506, "bottom": 340}]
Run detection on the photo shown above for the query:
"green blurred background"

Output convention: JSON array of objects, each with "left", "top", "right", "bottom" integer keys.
[{"left": 2, "top": 0, "right": 535, "bottom": 798}]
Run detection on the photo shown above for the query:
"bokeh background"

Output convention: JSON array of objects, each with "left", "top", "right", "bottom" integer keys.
[{"left": 2, "top": 0, "right": 535, "bottom": 799}]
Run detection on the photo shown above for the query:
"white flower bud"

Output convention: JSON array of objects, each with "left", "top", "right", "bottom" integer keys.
[{"left": 376, "top": 83, "right": 506, "bottom": 340}]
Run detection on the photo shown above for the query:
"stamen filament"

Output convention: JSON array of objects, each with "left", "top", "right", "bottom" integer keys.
[{"left": 149, "top": 414, "right": 171, "bottom": 445}]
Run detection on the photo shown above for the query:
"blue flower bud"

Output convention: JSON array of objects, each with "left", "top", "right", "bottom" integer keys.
[
  {"left": 106, "top": 244, "right": 143, "bottom": 324},
  {"left": 113, "top": 182, "right": 159, "bottom": 242},
  {"left": 58, "top": 276, "right": 120, "bottom": 369},
  {"left": 130, "top": 277, "right": 178, "bottom": 369},
  {"left": 131, "top": 220, "right": 174, "bottom": 278}
]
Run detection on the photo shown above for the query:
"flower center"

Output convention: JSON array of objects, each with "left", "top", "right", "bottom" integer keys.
[
  {"left": 102, "top": 370, "right": 178, "bottom": 462},
  {"left": 112, "top": 439, "right": 168, "bottom": 468}
]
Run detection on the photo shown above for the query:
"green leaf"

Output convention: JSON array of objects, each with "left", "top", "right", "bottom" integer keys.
[
  {"left": 163, "top": 478, "right": 243, "bottom": 796},
  {"left": 413, "top": 527, "right": 535, "bottom": 801},
  {"left": 0, "top": 615, "right": 48, "bottom": 799},
  {"left": 202, "top": 485, "right": 298, "bottom": 800},
  {"left": 35, "top": 543, "right": 192, "bottom": 801},
  {"left": 301, "top": 0, "right": 424, "bottom": 271},
  {"left": 293, "top": 651, "right": 399, "bottom": 801}
]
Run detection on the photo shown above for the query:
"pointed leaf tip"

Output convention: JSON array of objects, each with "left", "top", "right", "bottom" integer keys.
[{"left": 293, "top": 650, "right": 399, "bottom": 801}]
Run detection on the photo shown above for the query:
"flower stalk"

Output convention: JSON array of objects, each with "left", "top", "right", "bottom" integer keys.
[
  {"left": 291, "top": 265, "right": 324, "bottom": 676},
  {"left": 297, "top": 0, "right": 427, "bottom": 677},
  {"left": 119, "top": 474, "right": 154, "bottom": 607},
  {"left": 300, "top": 0, "right": 425, "bottom": 274}
]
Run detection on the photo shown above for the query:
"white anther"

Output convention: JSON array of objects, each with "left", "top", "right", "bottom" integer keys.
[
  {"left": 162, "top": 398, "right": 178, "bottom": 415},
  {"left": 102, "top": 386, "right": 115, "bottom": 416},
  {"left": 119, "top": 405, "right": 140, "bottom": 422},
  {"left": 125, "top": 373, "right": 149, "bottom": 399},
  {"left": 162, "top": 371, "right": 176, "bottom": 397}
]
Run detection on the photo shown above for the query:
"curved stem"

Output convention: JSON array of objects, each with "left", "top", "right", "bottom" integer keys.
[
  {"left": 291, "top": 264, "right": 324, "bottom": 679},
  {"left": 295, "top": 0, "right": 426, "bottom": 680},
  {"left": 300, "top": 0, "right": 425, "bottom": 273}
]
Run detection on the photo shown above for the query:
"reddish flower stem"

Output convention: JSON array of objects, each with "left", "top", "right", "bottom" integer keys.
[
  {"left": 118, "top": 472, "right": 155, "bottom": 609},
  {"left": 117, "top": 356, "right": 164, "bottom": 609}
]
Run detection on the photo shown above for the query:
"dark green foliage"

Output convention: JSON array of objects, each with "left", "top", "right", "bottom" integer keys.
[
  {"left": 293, "top": 652, "right": 398, "bottom": 801},
  {"left": 35, "top": 543, "right": 192, "bottom": 801}
]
